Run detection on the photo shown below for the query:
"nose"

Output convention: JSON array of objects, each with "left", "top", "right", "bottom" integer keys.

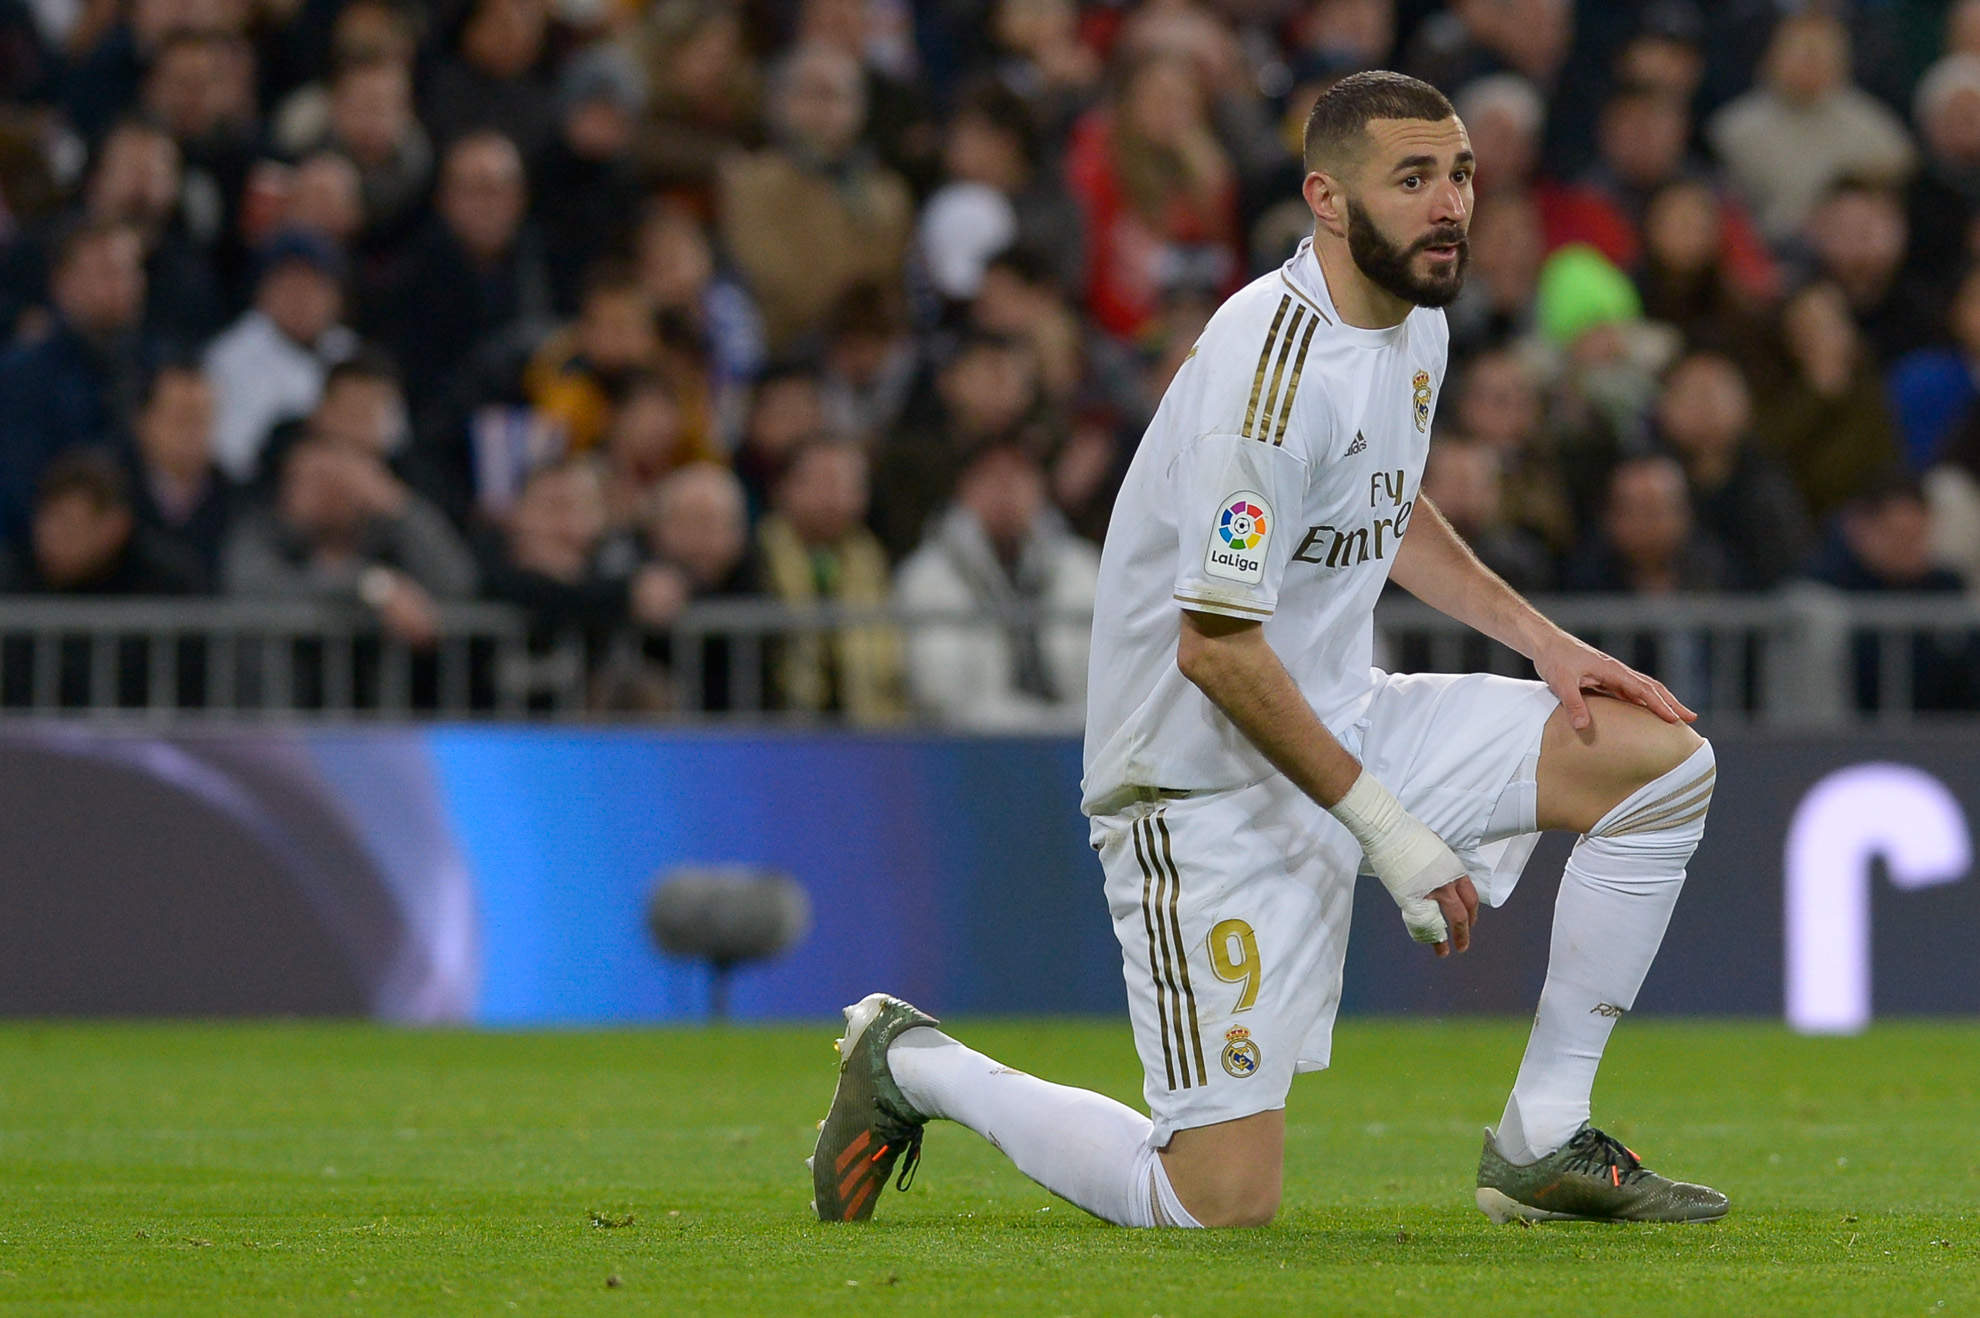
[{"left": 1429, "top": 177, "right": 1467, "bottom": 227}]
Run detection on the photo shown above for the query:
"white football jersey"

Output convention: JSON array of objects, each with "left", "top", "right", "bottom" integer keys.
[{"left": 1081, "top": 236, "right": 1448, "bottom": 813}]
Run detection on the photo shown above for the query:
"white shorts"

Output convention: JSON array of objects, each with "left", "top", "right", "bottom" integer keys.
[{"left": 1090, "top": 670, "right": 1559, "bottom": 1145}]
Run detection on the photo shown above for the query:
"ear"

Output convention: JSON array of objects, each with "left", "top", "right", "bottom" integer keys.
[{"left": 1303, "top": 170, "right": 1347, "bottom": 238}]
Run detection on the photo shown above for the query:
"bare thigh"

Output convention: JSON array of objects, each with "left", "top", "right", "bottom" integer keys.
[{"left": 1159, "top": 1109, "right": 1284, "bottom": 1227}]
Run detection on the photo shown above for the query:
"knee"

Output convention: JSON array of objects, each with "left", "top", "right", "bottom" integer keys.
[
  {"left": 1604, "top": 701, "right": 1707, "bottom": 791},
  {"left": 1623, "top": 712, "right": 1702, "bottom": 783}
]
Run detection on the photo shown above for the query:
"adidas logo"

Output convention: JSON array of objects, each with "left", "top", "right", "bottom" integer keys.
[{"left": 1345, "top": 430, "right": 1367, "bottom": 455}]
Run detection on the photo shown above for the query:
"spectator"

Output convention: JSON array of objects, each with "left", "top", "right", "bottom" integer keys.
[
  {"left": 1453, "top": 72, "right": 1542, "bottom": 199},
  {"left": 1805, "top": 476, "right": 1980, "bottom": 713},
  {"left": 641, "top": 461, "right": 759, "bottom": 711},
  {"left": 648, "top": 461, "right": 754, "bottom": 600},
  {"left": 281, "top": 153, "right": 368, "bottom": 253},
  {"left": 1529, "top": 243, "right": 1678, "bottom": 468},
  {"left": 123, "top": 364, "right": 236, "bottom": 585},
  {"left": 204, "top": 230, "right": 359, "bottom": 483},
  {"left": 424, "top": 0, "right": 557, "bottom": 164},
  {"left": 1634, "top": 180, "right": 1774, "bottom": 357},
  {"left": 140, "top": 31, "right": 260, "bottom": 246},
  {"left": 1903, "top": 54, "right": 1980, "bottom": 286},
  {"left": 1402, "top": 0, "right": 1574, "bottom": 95},
  {"left": 920, "top": 80, "right": 1084, "bottom": 301},
  {"left": 0, "top": 220, "right": 150, "bottom": 543},
  {"left": 598, "top": 371, "right": 694, "bottom": 531},
  {"left": 1654, "top": 349, "right": 1813, "bottom": 589},
  {"left": 976, "top": 0, "right": 1101, "bottom": 145},
  {"left": 1890, "top": 264, "right": 1980, "bottom": 473},
  {"left": 536, "top": 45, "right": 647, "bottom": 314},
  {"left": 874, "top": 331, "right": 1044, "bottom": 562},
  {"left": 757, "top": 438, "right": 906, "bottom": 722},
  {"left": 634, "top": 202, "right": 765, "bottom": 449},
  {"left": 896, "top": 442, "right": 1096, "bottom": 730},
  {"left": 267, "top": 0, "right": 421, "bottom": 157},
  {"left": 1063, "top": 53, "right": 1240, "bottom": 339},
  {"left": 971, "top": 248, "right": 1116, "bottom": 415},
  {"left": 223, "top": 436, "right": 479, "bottom": 648},
  {"left": 1612, "top": 2, "right": 1705, "bottom": 108},
  {"left": 1447, "top": 192, "right": 1542, "bottom": 357},
  {"left": 1286, "top": 0, "right": 1394, "bottom": 75},
  {"left": 795, "top": 0, "right": 941, "bottom": 194},
  {"left": 1753, "top": 280, "right": 1903, "bottom": 525},
  {"left": 523, "top": 262, "right": 715, "bottom": 460},
  {"left": 1564, "top": 454, "right": 1733, "bottom": 593},
  {"left": 734, "top": 363, "right": 827, "bottom": 514},
  {"left": 316, "top": 57, "right": 435, "bottom": 252},
  {"left": 1451, "top": 353, "right": 1575, "bottom": 559},
  {"left": 377, "top": 131, "right": 552, "bottom": 412},
  {"left": 82, "top": 119, "right": 224, "bottom": 348},
  {"left": 819, "top": 284, "right": 919, "bottom": 445},
  {"left": 1421, "top": 434, "right": 1553, "bottom": 592},
  {"left": 478, "top": 459, "right": 686, "bottom": 633},
  {"left": 1708, "top": 12, "right": 1915, "bottom": 243},
  {"left": 0, "top": 449, "right": 203, "bottom": 595},
  {"left": 1802, "top": 177, "right": 1943, "bottom": 367},
  {"left": 719, "top": 43, "right": 912, "bottom": 352},
  {"left": 636, "top": 0, "right": 762, "bottom": 200},
  {"left": 309, "top": 350, "right": 411, "bottom": 465}
]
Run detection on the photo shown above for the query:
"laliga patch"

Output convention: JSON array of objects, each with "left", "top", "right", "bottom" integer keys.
[{"left": 1206, "top": 492, "right": 1272, "bottom": 583}]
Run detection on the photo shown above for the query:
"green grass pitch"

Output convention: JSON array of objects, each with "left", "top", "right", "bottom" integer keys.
[{"left": 0, "top": 1020, "right": 1975, "bottom": 1315}]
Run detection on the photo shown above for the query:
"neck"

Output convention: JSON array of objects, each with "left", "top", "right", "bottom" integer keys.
[{"left": 1312, "top": 229, "right": 1412, "bottom": 330}]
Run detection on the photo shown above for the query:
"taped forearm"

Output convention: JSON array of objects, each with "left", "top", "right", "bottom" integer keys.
[{"left": 1328, "top": 769, "right": 1465, "bottom": 944}]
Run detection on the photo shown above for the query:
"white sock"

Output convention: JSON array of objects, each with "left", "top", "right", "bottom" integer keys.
[
  {"left": 889, "top": 1028, "right": 1201, "bottom": 1228},
  {"left": 1497, "top": 742, "right": 1715, "bottom": 1164}
]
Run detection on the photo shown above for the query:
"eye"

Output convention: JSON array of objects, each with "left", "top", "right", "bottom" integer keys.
[
  {"left": 1452, "top": 169, "right": 1471, "bottom": 186},
  {"left": 1401, "top": 175, "right": 1421, "bottom": 190}
]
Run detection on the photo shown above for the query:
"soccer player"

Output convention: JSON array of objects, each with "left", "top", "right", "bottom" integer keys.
[{"left": 811, "top": 71, "right": 1727, "bottom": 1229}]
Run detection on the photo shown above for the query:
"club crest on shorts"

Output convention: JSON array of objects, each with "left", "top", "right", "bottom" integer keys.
[
  {"left": 1220, "top": 1026, "right": 1261, "bottom": 1079},
  {"left": 1206, "top": 492, "right": 1271, "bottom": 584},
  {"left": 1411, "top": 370, "right": 1432, "bottom": 433}
]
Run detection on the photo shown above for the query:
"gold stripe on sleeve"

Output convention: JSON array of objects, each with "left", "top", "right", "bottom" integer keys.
[
  {"left": 1242, "top": 296, "right": 1292, "bottom": 440},
  {"left": 1270, "top": 313, "right": 1322, "bottom": 447},
  {"left": 1255, "top": 306, "right": 1307, "bottom": 440}
]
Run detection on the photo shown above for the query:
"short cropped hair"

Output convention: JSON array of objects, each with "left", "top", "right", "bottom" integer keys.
[
  {"left": 1303, "top": 70, "right": 1456, "bottom": 174},
  {"left": 38, "top": 448, "right": 132, "bottom": 515}
]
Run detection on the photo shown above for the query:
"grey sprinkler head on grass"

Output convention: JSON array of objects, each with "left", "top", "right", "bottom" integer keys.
[{"left": 646, "top": 866, "right": 811, "bottom": 1018}]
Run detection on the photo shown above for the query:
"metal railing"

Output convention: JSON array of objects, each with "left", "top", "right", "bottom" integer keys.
[
  {"left": 0, "top": 599, "right": 585, "bottom": 718},
  {"left": 0, "top": 587, "right": 1977, "bottom": 725},
  {"left": 1374, "top": 586, "right": 1980, "bottom": 726}
]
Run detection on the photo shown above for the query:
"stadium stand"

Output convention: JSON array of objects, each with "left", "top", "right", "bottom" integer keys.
[{"left": 0, "top": 0, "right": 1978, "bottom": 722}]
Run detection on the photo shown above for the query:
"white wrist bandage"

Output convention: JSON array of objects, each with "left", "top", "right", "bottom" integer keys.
[{"left": 1328, "top": 770, "right": 1467, "bottom": 944}]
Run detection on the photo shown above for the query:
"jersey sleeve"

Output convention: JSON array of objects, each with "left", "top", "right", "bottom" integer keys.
[{"left": 1170, "top": 432, "right": 1309, "bottom": 621}]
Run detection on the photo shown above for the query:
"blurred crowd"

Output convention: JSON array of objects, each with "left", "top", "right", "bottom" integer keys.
[{"left": 1, "top": 0, "right": 1979, "bottom": 721}]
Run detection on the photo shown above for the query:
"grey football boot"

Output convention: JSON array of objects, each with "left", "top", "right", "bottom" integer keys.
[
  {"left": 809, "top": 993, "right": 938, "bottom": 1223},
  {"left": 1475, "top": 1123, "right": 1729, "bottom": 1224}
]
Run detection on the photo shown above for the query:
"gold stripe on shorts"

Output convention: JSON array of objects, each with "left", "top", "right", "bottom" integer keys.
[
  {"left": 1131, "top": 816, "right": 1177, "bottom": 1091},
  {"left": 1155, "top": 812, "right": 1209, "bottom": 1086}
]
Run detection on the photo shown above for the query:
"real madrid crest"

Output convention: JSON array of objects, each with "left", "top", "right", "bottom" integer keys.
[
  {"left": 1411, "top": 370, "right": 1432, "bottom": 433},
  {"left": 1221, "top": 1026, "right": 1261, "bottom": 1079}
]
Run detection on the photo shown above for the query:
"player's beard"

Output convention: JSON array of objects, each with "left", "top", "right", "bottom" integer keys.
[{"left": 1344, "top": 196, "right": 1469, "bottom": 308}]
